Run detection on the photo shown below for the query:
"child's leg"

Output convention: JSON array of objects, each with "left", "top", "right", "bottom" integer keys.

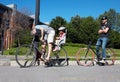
[{"left": 53, "top": 40, "right": 60, "bottom": 51}]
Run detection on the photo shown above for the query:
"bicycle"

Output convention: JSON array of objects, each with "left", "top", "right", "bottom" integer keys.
[
  {"left": 76, "top": 39, "right": 115, "bottom": 66},
  {"left": 15, "top": 35, "right": 69, "bottom": 68}
]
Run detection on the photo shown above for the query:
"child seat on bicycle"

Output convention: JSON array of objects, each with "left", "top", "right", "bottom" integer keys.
[{"left": 53, "top": 27, "right": 67, "bottom": 51}]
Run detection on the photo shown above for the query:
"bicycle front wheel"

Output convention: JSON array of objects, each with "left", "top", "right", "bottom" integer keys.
[
  {"left": 51, "top": 47, "right": 68, "bottom": 66},
  {"left": 76, "top": 48, "right": 95, "bottom": 66},
  {"left": 15, "top": 44, "right": 36, "bottom": 67}
]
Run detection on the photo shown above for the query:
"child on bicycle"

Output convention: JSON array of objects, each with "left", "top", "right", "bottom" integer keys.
[{"left": 53, "top": 27, "right": 67, "bottom": 51}]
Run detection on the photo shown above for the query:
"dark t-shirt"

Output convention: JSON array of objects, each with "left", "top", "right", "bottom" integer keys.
[
  {"left": 34, "top": 29, "right": 41, "bottom": 42},
  {"left": 100, "top": 22, "right": 111, "bottom": 37},
  {"left": 34, "top": 35, "right": 40, "bottom": 42}
]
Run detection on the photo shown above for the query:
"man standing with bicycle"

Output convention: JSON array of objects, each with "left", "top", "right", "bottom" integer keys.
[
  {"left": 32, "top": 23, "right": 55, "bottom": 62},
  {"left": 96, "top": 16, "right": 111, "bottom": 63}
]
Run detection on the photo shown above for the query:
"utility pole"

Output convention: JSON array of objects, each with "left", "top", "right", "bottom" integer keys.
[{"left": 35, "top": 0, "right": 40, "bottom": 26}]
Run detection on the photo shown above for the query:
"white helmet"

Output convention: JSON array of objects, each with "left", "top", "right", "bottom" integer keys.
[{"left": 58, "top": 27, "right": 66, "bottom": 31}]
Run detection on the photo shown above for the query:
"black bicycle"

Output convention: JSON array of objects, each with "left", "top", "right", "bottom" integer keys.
[
  {"left": 15, "top": 36, "right": 69, "bottom": 68},
  {"left": 76, "top": 39, "right": 115, "bottom": 66}
]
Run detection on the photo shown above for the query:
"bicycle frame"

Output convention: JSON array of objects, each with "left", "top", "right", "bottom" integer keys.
[{"left": 15, "top": 33, "right": 69, "bottom": 67}]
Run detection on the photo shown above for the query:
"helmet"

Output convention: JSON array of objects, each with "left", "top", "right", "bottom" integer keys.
[
  {"left": 101, "top": 16, "right": 108, "bottom": 20},
  {"left": 58, "top": 27, "right": 66, "bottom": 31}
]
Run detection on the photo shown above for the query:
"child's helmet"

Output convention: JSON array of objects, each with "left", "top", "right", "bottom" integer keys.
[{"left": 58, "top": 27, "right": 66, "bottom": 31}]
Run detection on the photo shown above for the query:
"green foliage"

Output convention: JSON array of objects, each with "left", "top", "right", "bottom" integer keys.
[
  {"left": 14, "top": 28, "right": 33, "bottom": 47},
  {"left": 3, "top": 43, "right": 120, "bottom": 60},
  {"left": 67, "top": 15, "right": 99, "bottom": 44},
  {"left": 13, "top": 9, "right": 120, "bottom": 49},
  {"left": 50, "top": 16, "right": 68, "bottom": 35},
  {"left": 3, "top": 48, "right": 16, "bottom": 55},
  {"left": 67, "top": 15, "right": 81, "bottom": 43},
  {"left": 109, "top": 30, "right": 120, "bottom": 49},
  {"left": 65, "top": 9, "right": 120, "bottom": 48}
]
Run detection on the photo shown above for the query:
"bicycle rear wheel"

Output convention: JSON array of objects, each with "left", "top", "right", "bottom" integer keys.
[
  {"left": 76, "top": 48, "right": 95, "bottom": 66},
  {"left": 106, "top": 48, "right": 115, "bottom": 65},
  {"left": 51, "top": 47, "right": 68, "bottom": 66},
  {"left": 15, "top": 44, "right": 36, "bottom": 67}
]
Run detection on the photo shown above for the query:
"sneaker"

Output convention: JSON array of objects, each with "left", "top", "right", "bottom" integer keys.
[
  {"left": 99, "top": 59, "right": 105, "bottom": 63},
  {"left": 94, "top": 57, "right": 101, "bottom": 62}
]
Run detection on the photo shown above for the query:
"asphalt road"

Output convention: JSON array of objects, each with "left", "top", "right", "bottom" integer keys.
[{"left": 0, "top": 64, "right": 120, "bottom": 82}]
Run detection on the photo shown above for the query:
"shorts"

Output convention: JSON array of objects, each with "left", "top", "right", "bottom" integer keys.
[
  {"left": 47, "top": 30, "right": 55, "bottom": 43},
  {"left": 43, "top": 29, "right": 55, "bottom": 44}
]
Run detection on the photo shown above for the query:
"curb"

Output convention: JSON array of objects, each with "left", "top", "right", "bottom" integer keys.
[
  {"left": 0, "top": 55, "right": 120, "bottom": 66},
  {"left": 10, "top": 60, "right": 120, "bottom": 67}
]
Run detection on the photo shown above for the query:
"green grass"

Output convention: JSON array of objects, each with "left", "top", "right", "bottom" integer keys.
[
  {"left": 3, "top": 43, "right": 120, "bottom": 60},
  {"left": 64, "top": 43, "right": 120, "bottom": 60},
  {"left": 3, "top": 48, "right": 17, "bottom": 55},
  {"left": 64, "top": 43, "right": 87, "bottom": 56}
]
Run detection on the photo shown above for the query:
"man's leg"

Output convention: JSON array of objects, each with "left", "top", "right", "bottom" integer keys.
[
  {"left": 33, "top": 41, "right": 39, "bottom": 55},
  {"left": 102, "top": 37, "right": 108, "bottom": 60},
  {"left": 96, "top": 38, "right": 102, "bottom": 60},
  {"left": 46, "top": 30, "right": 55, "bottom": 60},
  {"left": 46, "top": 43, "right": 52, "bottom": 60}
]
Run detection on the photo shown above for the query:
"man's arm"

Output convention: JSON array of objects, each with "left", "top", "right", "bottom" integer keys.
[
  {"left": 98, "top": 27, "right": 109, "bottom": 34},
  {"left": 31, "top": 23, "right": 36, "bottom": 35},
  {"left": 40, "top": 27, "right": 44, "bottom": 41}
]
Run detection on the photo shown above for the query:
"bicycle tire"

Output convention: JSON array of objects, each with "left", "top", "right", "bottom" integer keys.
[
  {"left": 15, "top": 44, "right": 36, "bottom": 68},
  {"left": 51, "top": 47, "right": 68, "bottom": 66},
  {"left": 76, "top": 48, "right": 95, "bottom": 66},
  {"left": 105, "top": 48, "right": 115, "bottom": 65}
]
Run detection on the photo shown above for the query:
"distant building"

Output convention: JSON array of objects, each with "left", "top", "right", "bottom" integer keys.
[{"left": 0, "top": 3, "right": 34, "bottom": 52}]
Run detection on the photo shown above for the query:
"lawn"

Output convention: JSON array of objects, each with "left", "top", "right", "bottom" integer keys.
[
  {"left": 64, "top": 43, "right": 120, "bottom": 60},
  {"left": 3, "top": 43, "right": 120, "bottom": 60}
]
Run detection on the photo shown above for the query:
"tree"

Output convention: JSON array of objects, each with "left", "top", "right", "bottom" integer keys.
[
  {"left": 80, "top": 16, "right": 99, "bottom": 44},
  {"left": 13, "top": 8, "right": 34, "bottom": 47},
  {"left": 68, "top": 15, "right": 99, "bottom": 44},
  {"left": 98, "top": 9, "right": 120, "bottom": 48},
  {"left": 67, "top": 15, "right": 81, "bottom": 43},
  {"left": 50, "top": 16, "right": 67, "bottom": 35},
  {"left": 14, "top": 28, "right": 32, "bottom": 47}
]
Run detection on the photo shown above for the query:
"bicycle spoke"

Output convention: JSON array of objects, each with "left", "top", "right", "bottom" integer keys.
[
  {"left": 51, "top": 47, "right": 68, "bottom": 66},
  {"left": 15, "top": 45, "right": 36, "bottom": 67},
  {"left": 105, "top": 48, "right": 115, "bottom": 65},
  {"left": 76, "top": 48, "right": 95, "bottom": 66}
]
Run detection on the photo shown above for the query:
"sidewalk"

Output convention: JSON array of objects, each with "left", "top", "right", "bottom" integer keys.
[
  {"left": 0, "top": 55, "right": 120, "bottom": 66},
  {"left": 0, "top": 64, "right": 120, "bottom": 82},
  {"left": 0, "top": 55, "right": 11, "bottom": 66}
]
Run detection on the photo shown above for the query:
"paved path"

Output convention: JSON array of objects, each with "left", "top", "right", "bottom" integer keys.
[
  {"left": 10, "top": 60, "right": 120, "bottom": 66},
  {"left": 0, "top": 55, "right": 120, "bottom": 66},
  {"left": 0, "top": 65, "right": 120, "bottom": 82},
  {"left": 0, "top": 55, "right": 120, "bottom": 82}
]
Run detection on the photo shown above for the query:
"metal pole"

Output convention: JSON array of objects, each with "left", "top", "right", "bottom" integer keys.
[
  {"left": 1, "top": 28, "right": 4, "bottom": 55},
  {"left": 35, "top": 0, "right": 40, "bottom": 25}
]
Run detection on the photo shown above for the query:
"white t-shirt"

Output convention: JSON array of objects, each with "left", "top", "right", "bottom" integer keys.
[
  {"left": 35, "top": 25, "right": 54, "bottom": 34},
  {"left": 35, "top": 25, "right": 55, "bottom": 43}
]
